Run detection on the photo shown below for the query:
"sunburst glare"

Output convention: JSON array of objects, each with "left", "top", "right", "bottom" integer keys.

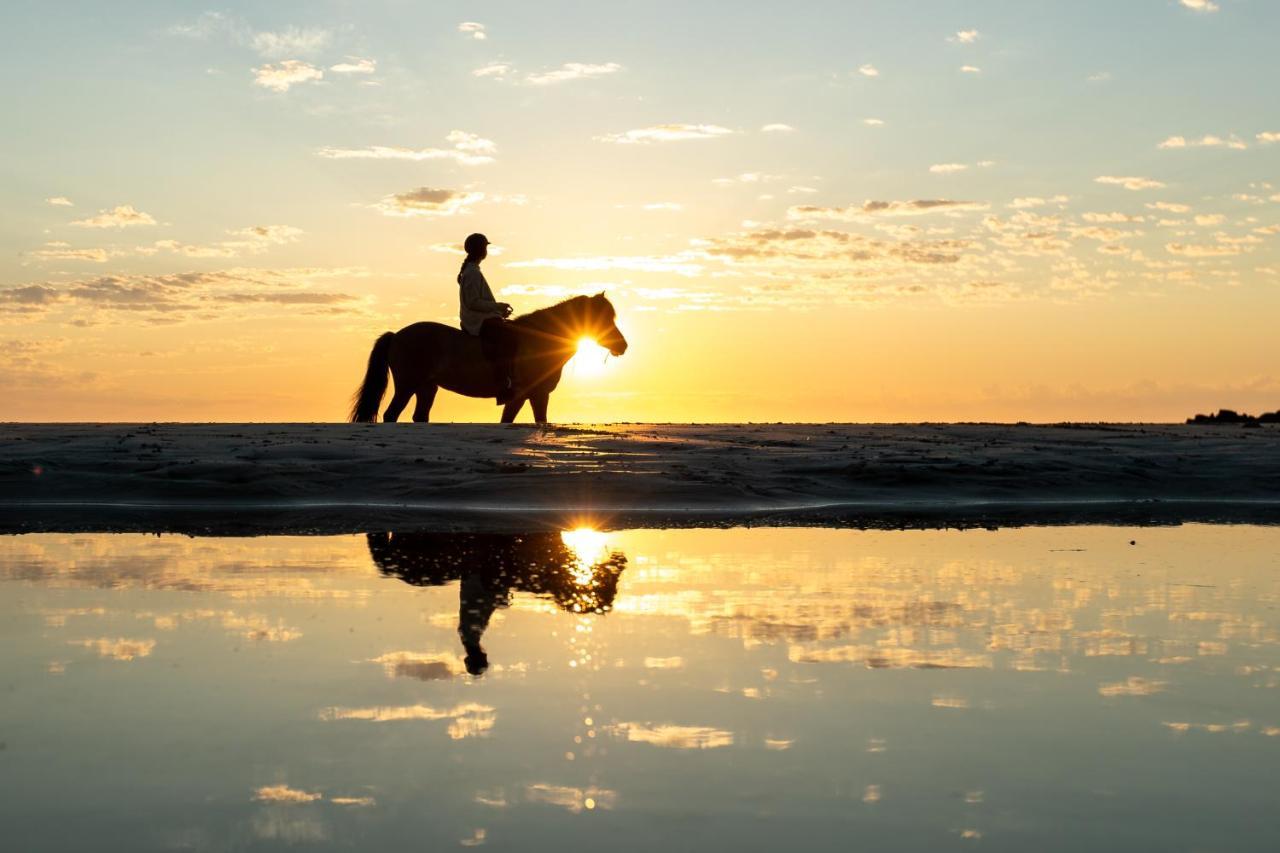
[{"left": 568, "top": 337, "right": 610, "bottom": 378}]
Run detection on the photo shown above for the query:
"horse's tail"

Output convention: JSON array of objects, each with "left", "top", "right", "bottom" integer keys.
[{"left": 349, "top": 332, "right": 395, "bottom": 423}]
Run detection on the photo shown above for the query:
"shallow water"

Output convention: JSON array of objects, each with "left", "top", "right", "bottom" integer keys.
[{"left": 2, "top": 526, "right": 1278, "bottom": 852}]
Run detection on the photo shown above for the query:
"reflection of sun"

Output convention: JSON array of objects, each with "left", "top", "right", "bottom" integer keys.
[
  {"left": 569, "top": 337, "right": 609, "bottom": 378},
  {"left": 561, "top": 527, "right": 609, "bottom": 584}
]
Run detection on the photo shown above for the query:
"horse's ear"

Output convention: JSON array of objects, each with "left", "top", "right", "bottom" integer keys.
[{"left": 595, "top": 290, "right": 606, "bottom": 300}]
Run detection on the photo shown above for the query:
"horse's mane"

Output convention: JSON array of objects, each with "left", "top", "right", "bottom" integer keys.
[{"left": 510, "top": 294, "right": 593, "bottom": 329}]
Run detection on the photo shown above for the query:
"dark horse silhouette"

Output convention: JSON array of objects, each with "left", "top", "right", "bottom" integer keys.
[
  {"left": 367, "top": 531, "right": 627, "bottom": 675},
  {"left": 350, "top": 293, "right": 627, "bottom": 424}
]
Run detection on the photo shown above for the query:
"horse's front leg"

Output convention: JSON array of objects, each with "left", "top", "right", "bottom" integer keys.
[
  {"left": 529, "top": 392, "right": 549, "bottom": 424},
  {"left": 500, "top": 397, "right": 526, "bottom": 424}
]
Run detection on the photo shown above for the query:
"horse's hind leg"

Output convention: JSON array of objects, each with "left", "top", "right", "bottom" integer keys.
[
  {"left": 412, "top": 385, "right": 438, "bottom": 422},
  {"left": 529, "top": 392, "right": 549, "bottom": 425},
  {"left": 383, "top": 387, "right": 411, "bottom": 422}
]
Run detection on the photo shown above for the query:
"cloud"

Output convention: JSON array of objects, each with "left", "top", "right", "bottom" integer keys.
[
  {"left": 788, "top": 200, "right": 989, "bottom": 221},
  {"left": 642, "top": 202, "right": 683, "bottom": 211},
  {"left": 595, "top": 124, "right": 735, "bottom": 144},
  {"left": 251, "top": 27, "right": 331, "bottom": 58},
  {"left": 254, "top": 785, "right": 321, "bottom": 804},
  {"left": 1009, "top": 196, "right": 1070, "bottom": 209},
  {"left": 253, "top": 60, "right": 323, "bottom": 93},
  {"left": 320, "top": 702, "right": 495, "bottom": 738},
  {"left": 949, "top": 29, "right": 980, "bottom": 44},
  {"left": 1257, "top": 132, "right": 1280, "bottom": 144},
  {"left": 1166, "top": 242, "right": 1242, "bottom": 257},
  {"left": 506, "top": 254, "right": 704, "bottom": 276},
  {"left": 72, "top": 637, "right": 155, "bottom": 661},
  {"left": 761, "top": 123, "right": 795, "bottom": 133},
  {"left": 167, "top": 11, "right": 232, "bottom": 39},
  {"left": 1, "top": 268, "right": 365, "bottom": 323},
  {"left": 1095, "top": 175, "right": 1166, "bottom": 191},
  {"left": 858, "top": 64, "right": 880, "bottom": 77},
  {"left": 318, "top": 131, "right": 496, "bottom": 166},
  {"left": 45, "top": 196, "right": 73, "bottom": 207},
  {"left": 1179, "top": 0, "right": 1220, "bottom": 12},
  {"left": 71, "top": 204, "right": 156, "bottom": 229},
  {"left": 960, "top": 65, "right": 982, "bottom": 74},
  {"left": 472, "top": 62, "right": 512, "bottom": 78},
  {"left": 458, "top": 22, "right": 487, "bottom": 40},
  {"left": 373, "top": 187, "right": 484, "bottom": 217},
  {"left": 525, "top": 783, "right": 617, "bottom": 814},
  {"left": 607, "top": 723, "right": 734, "bottom": 749},
  {"left": 329, "top": 57, "right": 376, "bottom": 74},
  {"left": 863, "top": 118, "right": 884, "bottom": 126},
  {"left": 148, "top": 224, "right": 303, "bottom": 259},
  {"left": 713, "top": 172, "right": 781, "bottom": 186},
  {"left": 930, "top": 163, "right": 969, "bottom": 174},
  {"left": 1082, "top": 211, "right": 1144, "bottom": 222},
  {"left": 26, "top": 242, "right": 120, "bottom": 263},
  {"left": 525, "top": 62, "right": 622, "bottom": 85},
  {"left": 1158, "top": 134, "right": 1247, "bottom": 150},
  {"left": 1088, "top": 71, "right": 1112, "bottom": 82},
  {"left": 1146, "top": 201, "right": 1191, "bottom": 213}
]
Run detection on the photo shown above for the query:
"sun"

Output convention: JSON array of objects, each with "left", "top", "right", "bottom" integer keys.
[{"left": 569, "top": 336, "right": 610, "bottom": 377}]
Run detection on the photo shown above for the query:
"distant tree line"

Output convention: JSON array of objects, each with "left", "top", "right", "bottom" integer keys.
[{"left": 1186, "top": 409, "right": 1280, "bottom": 425}]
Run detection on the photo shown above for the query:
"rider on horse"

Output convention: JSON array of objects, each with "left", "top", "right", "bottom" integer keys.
[{"left": 457, "top": 233, "right": 518, "bottom": 403}]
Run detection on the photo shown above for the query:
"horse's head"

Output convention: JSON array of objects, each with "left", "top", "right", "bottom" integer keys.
[{"left": 584, "top": 292, "right": 628, "bottom": 356}]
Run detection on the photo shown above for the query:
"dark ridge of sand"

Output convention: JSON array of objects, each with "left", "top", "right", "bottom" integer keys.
[{"left": 2, "top": 422, "right": 1279, "bottom": 533}]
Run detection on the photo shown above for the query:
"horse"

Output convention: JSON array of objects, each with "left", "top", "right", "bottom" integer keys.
[{"left": 349, "top": 292, "right": 627, "bottom": 424}]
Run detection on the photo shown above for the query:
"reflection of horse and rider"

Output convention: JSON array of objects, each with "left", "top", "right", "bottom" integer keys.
[
  {"left": 350, "top": 233, "right": 628, "bottom": 424},
  {"left": 367, "top": 531, "right": 627, "bottom": 675}
]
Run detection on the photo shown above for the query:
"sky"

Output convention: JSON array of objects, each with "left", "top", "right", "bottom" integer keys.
[{"left": 2, "top": 0, "right": 1278, "bottom": 423}]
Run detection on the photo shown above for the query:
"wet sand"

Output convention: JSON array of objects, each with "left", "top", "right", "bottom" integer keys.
[{"left": 2, "top": 422, "right": 1279, "bottom": 533}]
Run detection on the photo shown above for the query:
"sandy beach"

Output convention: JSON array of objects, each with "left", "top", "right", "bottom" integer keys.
[{"left": 3, "top": 422, "right": 1278, "bottom": 532}]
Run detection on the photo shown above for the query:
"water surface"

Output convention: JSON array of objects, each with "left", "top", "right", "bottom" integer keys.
[{"left": 2, "top": 526, "right": 1278, "bottom": 851}]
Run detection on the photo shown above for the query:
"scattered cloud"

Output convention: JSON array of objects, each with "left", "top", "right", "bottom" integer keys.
[
  {"left": 1009, "top": 196, "right": 1070, "bottom": 209},
  {"left": 251, "top": 27, "right": 331, "bottom": 59},
  {"left": 1146, "top": 201, "right": 1191, "bottom": 213},
  {"left": 525, "top": 783, "right": 617, "bottom": 814},
  {"left": 320, "top": 702, "right": 495, "bottom": 739},
  {"left": 525, "top": 62, "right": 622, "bottom": 85},
  {"left": 1257, "top": 132, "right": 1280, "bottom": 144},
  {"left": 72, "top": 637, "right": 155, "bottom": 661},
  {"left": 858, "top": 64, "right": 880, "bottom": 77},
  {"left": 147, "top": 224, "right": 303, "bottom": 259},
  {"left": 1166, "top": 241, "right": 1242, "bottom": 257},
  {"left": 789, "top": 199, "right": 989, "bottom": 221},
  {"left": 949, "top": 29, "right": 980, "bottom": 44},
  {"left": 26, "top": 242, "right": 119, "bottom": 263},
  {"left": 254, "top": 785, "right": 321, "bottom": 804},
  {"left": 761, "top": 123, "right": 795, "bottom": 133},
  {"left": 1095, "top": 175, "right": 1166, "bottom": 191},
  {"left": 71, "top": 204, "right": 156, "bottom": 229},
  {"left": 1179, "top": 0, "right": 1220, "bottom": 12},
  {"left": 595, "top": 124, "right": 735, "bottom": 144},
  {"left": 713, "top": 172, "right": 781, "bottom": 186},
  {"left": 329, "top": 57, "right": 375, "bottom": 74},
  {"left": 960, "top": 65, "right": 982, "bottom": 74},
  {"left": 45, "top": 196, "right": 73, "bottom": 207},
  {"left": 1088, "top": 71, "right": 1112, "bottom": 82},
  {"left": 373, "top": 187, "right": 484, "bottom": 217},
  {"left": 506, "top": 254, "right": 704, "bottom": 276},
  {"left": 0, "top": 267, "right": 366, "bottom": 323},
  {"left": 930, "top": 163, "right": 969, "bottom": 175},
  {"left": 607, "top": 723, "right": 734, "bottom": 749},
  {"left": 253, "top": 60, "right": 323, "bottom": 93},
  {"left": 472, "top": 62, "right": 512, "bottom": 78},
  {"left": 863, "top": 118, "right": 884, "bottom": 126},
  {"left": 458, "top": 22, "right": 487, "bottom": 40},
  {"left": 1159, "top": 134, "right": 1247, "bottom": 150},
  {"left": 318, "top": 131, "right": 496, "bottom": 166}
]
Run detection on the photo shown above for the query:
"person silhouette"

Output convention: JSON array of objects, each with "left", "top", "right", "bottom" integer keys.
[{"left": 456, "top": 233, "right": 518, "bottom": 403}]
